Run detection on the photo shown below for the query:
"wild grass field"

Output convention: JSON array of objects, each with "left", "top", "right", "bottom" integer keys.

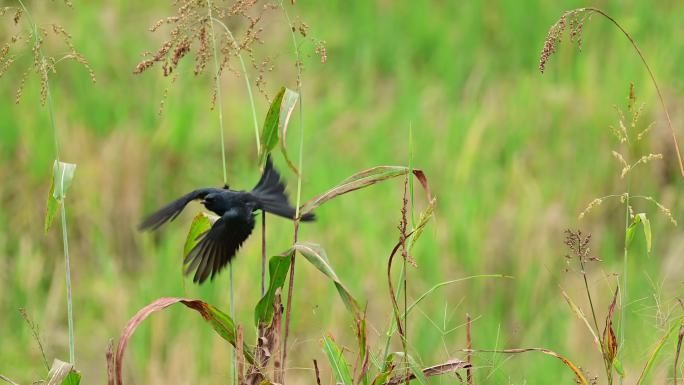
[{"left": 1, "top": 1, "right": 684, "bottom": 384}]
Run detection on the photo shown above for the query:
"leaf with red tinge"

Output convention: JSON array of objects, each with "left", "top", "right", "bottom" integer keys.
[
  {"left": 300, "top": 166, "right": 431, "bottom": 216},
  {"left": 603, "top": 286, "right": 619, "bottom": 365},
  {"left": 114, "top": 298, "right": 253, "bottom": 385}
]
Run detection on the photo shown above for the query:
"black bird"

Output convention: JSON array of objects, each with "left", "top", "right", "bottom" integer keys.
[{"left": 139, "top": 156, "right": 314, "bottom": 283}]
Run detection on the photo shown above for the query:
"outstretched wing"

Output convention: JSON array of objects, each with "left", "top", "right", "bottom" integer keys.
[
  {"left": 139, "top": 188, "right": 222, "bottom": 231},
  {"left": 250, "top": 155, "right": 315, "bottom": 221},
  {"left": 183, "top": 207, "right": 256, "bottom": 284}
]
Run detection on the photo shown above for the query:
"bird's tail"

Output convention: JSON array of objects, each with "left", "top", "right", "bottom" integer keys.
[{"left": 251, "top": 156, "right": 315, "bottom": 221}]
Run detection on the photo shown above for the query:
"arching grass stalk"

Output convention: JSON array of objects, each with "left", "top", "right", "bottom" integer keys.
[
  {"left": 279, "top": 1, "right": 305, "bottom": 382},
  {"left": 17, "top": 0, "right": 75, "bottom": 364}
]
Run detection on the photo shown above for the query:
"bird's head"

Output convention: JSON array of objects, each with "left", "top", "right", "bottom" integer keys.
[{"left": 201, "top": 193, "right": 219, "bottom": 211}]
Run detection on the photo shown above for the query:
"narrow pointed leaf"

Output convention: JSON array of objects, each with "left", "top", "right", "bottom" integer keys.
[
  {"left": 636, "top": 213, "right": 652, "bottom": 253},
  {"left": 114, "top": 297, "right": 253, "bottom": 385},
  {"left": 636, "top": 315, "right": 684, "bottom": 385},
  {"left": 294, "top": 242, "right": 361, "bottom": 317},
  {"left": 322, "top": 334, "right": 353, "bottom": 385},
  {"left": 254, "top": 251, "right": 292, "bottom": 326},
  {"left": 183, "top": 212, "right": 217, "bottom": 260}
]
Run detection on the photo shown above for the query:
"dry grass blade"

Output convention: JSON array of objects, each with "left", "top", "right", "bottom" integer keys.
[
  {"left": 385, "top": 359, "right": 471, "bottom": 385},
  {"left": 602, "top": 287, "right": 619, "bottom": 364},
  {"left": 673, "top": 325, "right": 684, "bottom": 385},
  {"left": 236, "top": 326, "right": 245, "bottom": 385},
  {"left": 559, "top": 288, "right": 600, "bottom": 349},
  {"left": 106, "top": 340, "right": 115, "bottom": 385},
  {"left": 313, "top": 359, "right": 322, "bottom": 385},
  {"left": 463, "top": 348, "right": 589, "bottom": 385}
]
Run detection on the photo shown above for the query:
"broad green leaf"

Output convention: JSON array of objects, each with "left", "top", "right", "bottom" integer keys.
[
  {"left": 322, "top": 334, "right": 353, "bottom": 385},
  {"left": 52, "top": 161, "right": 76, "bottom": 200},
  {"left": 300, "top": 166, "right": 431, "bottom": 216},
  {"left": 258, "top": 86, "right": 300, "bottom": 173},
  {"left": 183, "top": 212, "right": 217, "bottom": 260},
  {"left": 259, "top": 87, "right": 285, "bottom": 166},
  {"left": 44, "top": 161, "right": 76, "bottom": 233},
  {"left": 294, "top": 242, "right": 361, "bottom": 317},
  {"left": 45, "top": 180, "right": 59, "bottom": 233},
  {"left": 254, "top": 251, "right": 292, "bottom": 326},
  {"left": 113, "top": 298, "right": 253, "bottom": 385},
  {"left": 278, "top": 88, "right": 300, "bottom": 174},
  {"left": 626, "top": 213, "right": 652, "bottom": 253},
  {"left": 46, "top": 359, "right": 80, "bottom": 385}
]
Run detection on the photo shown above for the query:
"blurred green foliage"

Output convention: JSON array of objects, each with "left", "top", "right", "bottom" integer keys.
[{"left": 1, "top": 1, "right": 683, "bottom": 384}]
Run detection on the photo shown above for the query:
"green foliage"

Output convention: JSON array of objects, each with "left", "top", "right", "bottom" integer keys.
[
  {"left": 258, "top": 86, "right": 300, "bottom": 173},
  {"left": 183, "top": 212, "right": 216, "bottom": 261},
  {"left": 254, "top": 251, "right": 292, "bottom": 326},
  {"left": 294, "top": 242, "right": 361, "bottom": 317},
  {"left": 321, "top": 334, "right": 353, "bottom": 385},
  {"left": 626, "top": 213, "right": 652, "bottom": 253},
  {"left": 44, "top": 161, "right": 76, "bottom": 233}
]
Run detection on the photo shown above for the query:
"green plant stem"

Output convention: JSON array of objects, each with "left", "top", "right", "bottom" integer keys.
[
  {"left": 210, "top": 17, "right": 260, "bottom": 152},
  {"left": 205, "top": 2, "right": 234, "bottom": 383},
  {"left": 579, "top": 256, "right": 609, "bottom": 383},
  {"left": 18, "top": 0, "right": 75, "bottom": 364},
  {"left": 210, "top": 16, "right": 265, "bottom": 301},
  {"left": 619, "top": 184, "right": 631, "bottom": 385},
  {"left": 280, "top": 2, "right": 304, "bottom": 382}
]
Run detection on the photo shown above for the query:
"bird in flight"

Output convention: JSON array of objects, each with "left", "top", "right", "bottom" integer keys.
[{"left": 139, "top": 156, "right": 314, "bottom": 283}]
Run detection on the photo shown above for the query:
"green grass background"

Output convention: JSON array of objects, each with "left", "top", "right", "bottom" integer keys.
[{"left": 1, "top": 0, "right": 683, "bottom": 384}]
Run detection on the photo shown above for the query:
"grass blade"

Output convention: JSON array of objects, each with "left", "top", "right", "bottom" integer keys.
[
  {"left": 322, "top": 334, "right": 353, "bottom": 385},
  {"left": 293, "top": 242, "right": 361, "bottom": 317},
  {"left": 254, "top": 251, "right": 293, "bottom": 326},
  {"left": 464, "top": 348, "right": 589, "bottom": 385},
  {"left": 636, "top": 315, "right": 684, "bottom": 385}
]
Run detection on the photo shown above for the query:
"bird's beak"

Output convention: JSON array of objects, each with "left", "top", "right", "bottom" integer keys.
[{"left": 200, "top": 199, "right": 206, "bottom": 205}]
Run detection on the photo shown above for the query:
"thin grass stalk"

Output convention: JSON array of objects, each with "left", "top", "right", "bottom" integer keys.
[
  {"left": 17, "top": 0, "right": 76, "bottom": 364},
  {"left": 279, "top": 2, "right": 305, "bottom": 382},
  {"left": 205, "top": 2, "right": 234, "bottom": 382},
  {"left": 466, "top": 314, "right": 472, "bottom": 385},
  {"left": 619, "top": 182, "right": 631, "bottom": 385},
  {"left": 578, "top": 250, "right": 610, "bottom": 382}
]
